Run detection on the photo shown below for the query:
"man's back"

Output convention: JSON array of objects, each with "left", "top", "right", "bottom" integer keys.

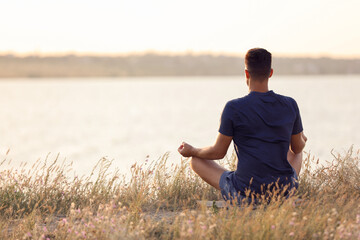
[{"left": 219, "top": 90, "right": 303, "bottom": 196}]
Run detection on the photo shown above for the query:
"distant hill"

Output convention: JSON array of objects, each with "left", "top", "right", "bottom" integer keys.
[{"left": 1, "top": 54, "right": 360, "bottom": 78}]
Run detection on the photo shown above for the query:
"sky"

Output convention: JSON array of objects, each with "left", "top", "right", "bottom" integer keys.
[{"left": 1, "top": 0, "right": 360, "bottom": 57}]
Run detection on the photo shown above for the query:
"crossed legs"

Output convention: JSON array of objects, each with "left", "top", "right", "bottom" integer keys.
[
  {"left": 189, "top": 156, "right": 228, "bottom": 190},
  {"left": 191, "top": 152, "right": 303, "bottom": 190}
]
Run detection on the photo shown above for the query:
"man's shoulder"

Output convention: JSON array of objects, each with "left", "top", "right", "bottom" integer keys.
[
  {"left": 273, "top": 92, "right": 298, "bottom": 105},
  {"left": 226, "top": 95, "right": 251, "bottom": 105},
  {"left": 225, "top": 92, "right": 299, "bottom": 108},
  {"left": 224, "top": 97, "right": 248, "bottom": 112}
]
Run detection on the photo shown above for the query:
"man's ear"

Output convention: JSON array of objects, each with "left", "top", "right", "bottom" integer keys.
[
  {"left": 245, "top": 69, "right": 250, "bottom": 86},
  {"left": 269, "top": 68, "right": 274, "bottom": 78},
  {"left": 245, "top": 69, "right": 250, "bottom": 79}
]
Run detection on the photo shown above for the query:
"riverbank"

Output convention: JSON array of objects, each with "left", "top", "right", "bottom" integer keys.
[{"left": 0, "top": 148, "right": 359, "bottom": 239}]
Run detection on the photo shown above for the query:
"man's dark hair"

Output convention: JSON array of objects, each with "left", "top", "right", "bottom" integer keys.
[{"left": 245, "top": 48, "right": 272, "bottom": 80}]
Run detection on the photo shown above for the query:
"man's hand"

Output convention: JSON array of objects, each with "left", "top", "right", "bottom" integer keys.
[{"left": 178, "top": 142, "right": 196, "bottom": 157}]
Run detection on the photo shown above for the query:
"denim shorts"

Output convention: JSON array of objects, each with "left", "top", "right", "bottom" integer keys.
[
  {"left": 219, "top": 170, "right": 298, "bottom": 205},
  {"left": 219, "top": 171, "right": 252, "bottom": 205}
]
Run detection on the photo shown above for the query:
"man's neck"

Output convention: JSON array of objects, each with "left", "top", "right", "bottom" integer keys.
[{"left": 248, "top": 79, "right": 269, "bottom": 93}]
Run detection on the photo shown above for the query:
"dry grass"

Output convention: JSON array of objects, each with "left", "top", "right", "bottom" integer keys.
[{"left": 0, "top": 147, "right": 359, "bottom": 239}]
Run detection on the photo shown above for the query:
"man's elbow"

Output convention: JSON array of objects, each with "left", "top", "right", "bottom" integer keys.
[
  {"left": 217, "top": 152, "right": 227, "bottom": 159},
  {"left": 292, "top": 148, "right": 303, "bottom": 154},
  {"left": 292, "top": 141, "right": 306, "bottom": 154}
]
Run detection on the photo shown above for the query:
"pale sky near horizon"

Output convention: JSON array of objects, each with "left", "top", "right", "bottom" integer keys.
[{"left": 1, "top": 0, "right": 360, "bottom": 57}]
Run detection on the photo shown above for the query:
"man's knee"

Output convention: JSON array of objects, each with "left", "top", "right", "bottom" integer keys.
[
  {"left": 189, "top": 156, "right": 224, "bottom": 190},
  {"left": 189, "top": 156, "right": 202, "bottom": 172}
]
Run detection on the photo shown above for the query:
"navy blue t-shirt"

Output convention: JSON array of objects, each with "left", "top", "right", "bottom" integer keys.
[{"left": 219, "top": 90, "right": 303, "bottom": 196}]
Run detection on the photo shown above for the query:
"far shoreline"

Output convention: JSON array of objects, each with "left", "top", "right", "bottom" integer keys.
[{"left": 1, "top": 54, "right": 360, "bottom": 78}]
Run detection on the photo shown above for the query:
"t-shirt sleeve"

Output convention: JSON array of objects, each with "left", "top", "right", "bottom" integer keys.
[
  {"left": 292, "top": 99, "right": 303, "bottom": 135},
  {"left": 219, "top": 101, "right": 234, "bottom": 137}
]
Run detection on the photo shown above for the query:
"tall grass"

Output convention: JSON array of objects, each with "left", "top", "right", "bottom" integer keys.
[{"left": 0, "top": 147, "right": 359, "bottom": 239}]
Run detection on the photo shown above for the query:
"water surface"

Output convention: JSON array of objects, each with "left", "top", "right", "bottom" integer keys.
[{"left": 0, "top": 76, "right": 359, "bottom": 175}]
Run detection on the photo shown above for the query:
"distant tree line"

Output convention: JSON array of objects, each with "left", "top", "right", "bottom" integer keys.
[{"left": 0, "top": 53, "right": 359, "bottom": 78}]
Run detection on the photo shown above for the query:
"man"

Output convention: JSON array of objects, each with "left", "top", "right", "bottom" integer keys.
[{"left": 178, "top": 48, "right": 307, "bottom": 203}]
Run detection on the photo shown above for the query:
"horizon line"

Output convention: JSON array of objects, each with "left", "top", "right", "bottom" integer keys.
[{"left": 1, "top": 50, "right": 360, "bottom": 59}]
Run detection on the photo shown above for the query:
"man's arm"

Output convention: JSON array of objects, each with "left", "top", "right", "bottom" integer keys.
[
  {"left": 288, "top": 132, "right": 307, "bottom": 176},
  {"left": 290, "top": 132, "right": 307, "bottom": 154},
  {"left": 178, "top": 133, "right": 232, "bottom": 160}
]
